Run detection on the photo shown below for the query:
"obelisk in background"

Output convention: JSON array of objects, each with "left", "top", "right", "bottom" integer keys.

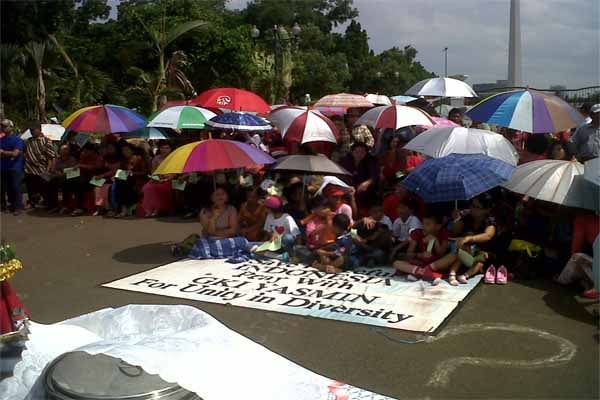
[{"left": 508, "top": 0, "right": 522, "bottom": 87}]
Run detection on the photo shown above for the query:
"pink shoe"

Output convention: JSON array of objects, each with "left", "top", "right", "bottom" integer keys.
[
  {"left": 496, "top": 265, "right": 508, "bottom": 285},
  {"left": 484, "top": 265, "right": 496, "bottom": 284}
]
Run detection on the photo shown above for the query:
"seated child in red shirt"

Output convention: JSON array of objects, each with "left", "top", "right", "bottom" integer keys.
[{"left": 393, "top": 214, "right": 449, "bottom": 285}]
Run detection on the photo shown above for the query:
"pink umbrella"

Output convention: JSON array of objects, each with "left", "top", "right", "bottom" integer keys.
[
  {"left": 431, "top": 116, "right": 460, "bottom": 127},
  {"left": 269, "top": 106, "right": 339, "bottom": 145},
  {"left": 355, "top": 105, "right": 435, "bottom": 130}
]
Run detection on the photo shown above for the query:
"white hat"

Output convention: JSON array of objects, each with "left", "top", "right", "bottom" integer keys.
[
  {"left": 1, "top": 119, "right": 14, "bottom": 127},
  {"left": 50, "top": 117, "right": 59, "bottom": 123},
  {"left": 590, "top": 104, "right": 600, "bottom": 114}
]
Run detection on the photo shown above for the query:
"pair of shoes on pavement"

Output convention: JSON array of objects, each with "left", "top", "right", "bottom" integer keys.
[{"left": 484, "top": 265, "right": 508, "bottom": 284}]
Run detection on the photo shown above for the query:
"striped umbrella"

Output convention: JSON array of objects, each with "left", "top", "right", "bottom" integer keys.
[
  {"left": 147, "top": 106, "right": 216, "bottom": 130},
  {"left": 502, "top": 159, "right": 597, "bottom": 211},
  {"left": 154, "top": 139, "right": 275, "bottom": 174},
  {"left": 62, "top": 105, "right": 146, "bottom": 134},
  {"left": 121, "top": 127, "right": 171, "bottom": 140},
  {"left": 205, "top": 112, "right": 272, "bottom": 132},
  {"left": 313, "top": 106, "right": 347, "bottom": 117},
  {"left": 466, "top": 89, "right": 585, "bottom": 133},
  {"left": 406, "top": 77, "right": 477, "bottom": 98},
  {"left": 314, "top": 93, "right": 374, "bottom": 108},
  {"left": 402, "top": 154, "right": 514, "bottom": 203},
  {"left": 269, "top": 107, "right": 338, "bottom": 144},
  {"left": 355, "top": 105, "right": 434, "bottom": 130}
]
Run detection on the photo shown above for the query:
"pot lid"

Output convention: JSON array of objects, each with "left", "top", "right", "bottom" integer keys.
[{"left": 45, "top": 351, "right": 192, "bottom": 400}]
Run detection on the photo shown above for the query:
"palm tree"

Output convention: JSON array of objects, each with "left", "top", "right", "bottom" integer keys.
[
  {"left": 49, "top": 34, "right": 81, "bottom": 109},
  {"left": 137, "top": 16, "right": 207, "bottom": 111},
  {"left": 24, "top": 41, "right": 49, "bottom": 122}
]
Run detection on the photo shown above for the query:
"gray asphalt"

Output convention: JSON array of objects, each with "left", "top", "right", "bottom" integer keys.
[{"left": 2, "top": 211, "right": 599, "bottom": 399}]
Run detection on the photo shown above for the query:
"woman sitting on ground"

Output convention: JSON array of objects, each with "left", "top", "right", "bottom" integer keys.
[
  {"left": 199, "top": 186, "right": 239, "bottom": 239},
  {"left": 239, "top": 187, "right": 267, "bottom": 242},
  {"left": 93, "top": 142, "right": 122, "bottom": 216}
]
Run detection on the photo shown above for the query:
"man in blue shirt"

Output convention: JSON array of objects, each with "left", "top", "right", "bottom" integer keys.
[{"left": 0, "top": 119, "right": 24, "bottom": 215}]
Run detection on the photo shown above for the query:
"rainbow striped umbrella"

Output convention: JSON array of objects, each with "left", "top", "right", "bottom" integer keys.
[
  {"left": 63, "top": 104, "right": 146, "bottom": 134},
  {"left": 466, "top": 89, "right": 585, "bottom": 134},
  {"left": 154, "top": 139, "right": 275, "bottom": 174}
]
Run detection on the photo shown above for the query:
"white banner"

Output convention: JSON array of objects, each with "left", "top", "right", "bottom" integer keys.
[{"left": 103, "top": 258, "right": 481, "bottom": 333}]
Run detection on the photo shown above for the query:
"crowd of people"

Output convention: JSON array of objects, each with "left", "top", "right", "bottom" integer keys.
[{"left": 0, "top": 102, "right": 598, "bottom": 298}]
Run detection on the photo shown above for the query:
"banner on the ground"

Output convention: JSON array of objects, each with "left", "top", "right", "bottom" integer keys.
[{"left": 103, "top": 258, "right": 481, "bottom": 333}]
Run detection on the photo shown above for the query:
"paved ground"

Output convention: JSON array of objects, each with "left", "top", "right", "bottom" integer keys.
[{"left": 2, "top": 211, "right": 599, "bottom": 399}]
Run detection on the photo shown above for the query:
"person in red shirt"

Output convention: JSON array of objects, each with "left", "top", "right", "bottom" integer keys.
[
  {"left": 393, "top": 214, "right": 449, "bottom": 285},
  {"left": 571, "top": 211, "right": 599, "bottom": 255},
  {"left": 383, "top": 184, "right": 425, "bottom": 221}
]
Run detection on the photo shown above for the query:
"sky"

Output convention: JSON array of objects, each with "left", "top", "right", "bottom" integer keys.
[{"left": 225, "top": 0, "right": 599, "bottom": 89}]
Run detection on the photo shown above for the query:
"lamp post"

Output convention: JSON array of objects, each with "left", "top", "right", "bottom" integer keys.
[
  {"left": 443, "top": 47, "right": 448, "bottom": 77},
  {"left": 251, "top": 23, "right": 301, "bottom": 103}
]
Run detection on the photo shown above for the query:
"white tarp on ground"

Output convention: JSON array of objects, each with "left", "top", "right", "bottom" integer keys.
[
  {"left": 0, "top": 304, "right": 397, "bottom": 400},
  {"left": 103, "top": 258, "right": 481, "bottom": 333}
]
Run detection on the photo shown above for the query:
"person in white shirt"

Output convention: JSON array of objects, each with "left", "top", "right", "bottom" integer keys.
[
  {"left": 391, "top": 198, "right": 422, "bottom": 261},
  {"left": 262, "top": 195, "right": 300, "bottom": 258}
]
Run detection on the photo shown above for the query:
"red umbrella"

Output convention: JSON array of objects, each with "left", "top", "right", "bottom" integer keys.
[{"left": 189, "top": 88, "right": 270, "bottom": 114}]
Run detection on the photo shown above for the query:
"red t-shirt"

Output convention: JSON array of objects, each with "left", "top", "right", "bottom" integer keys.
[
  {"left": 383, "top": 193, "right": 426, "bottom": 221},
  {"left": 571, "top": 213, "right": 600, "bottom": 254},
  {"left": 410, "top": 228, "right": 449, "bottom": 263}
]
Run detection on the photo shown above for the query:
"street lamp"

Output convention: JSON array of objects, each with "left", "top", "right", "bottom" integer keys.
[
  {"left": 251, "top": 25, "right": 260, "bottom": 39},
  {"left": 394, "top": 71, "right": 400, "bottom": 79},
  {"left": 291, "top": 22, "right": 302, "bottom": 36},
  {"left": 376, "top": 71, "right": 382, "bottom": 78}
]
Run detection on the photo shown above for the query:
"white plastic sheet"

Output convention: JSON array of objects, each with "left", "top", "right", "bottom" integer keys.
[{"left": 1, "top": 304, "right": 396, "bottom": 400}]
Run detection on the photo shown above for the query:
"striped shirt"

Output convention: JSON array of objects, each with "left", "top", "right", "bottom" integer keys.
[{"left": 24, "top": 136, "right": 57, "bottom": 175}]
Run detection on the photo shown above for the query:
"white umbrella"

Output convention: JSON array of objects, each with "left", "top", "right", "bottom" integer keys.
[
  {"left": 147, "top": 106, "right": 216, "bottom": 129},
  {"left": 405, "top": 77, "right": 477, "bottom": 98},
  {"left": 355, "top": 105, "right": 434, "bottom": 130},
  {"left": 268, "top": 107, "right": 338, "bottom": 144},
  {"left": 315, "top": 176, "right": 350, "bottom": 196},
  {"left": 21, "top": 124, "right": 65, "bottom": 141},
  {"left": 584, "top": 157, "right": 600, "bottom": 186},
  {"left": 364, "top": 93, "right": 392, "bottom": 106},
  {"left": 502, "top": 159, "right": 598, "bottom": 210},
  {"left": 404, "top": 127, "right": 519, "bottom": 166}
]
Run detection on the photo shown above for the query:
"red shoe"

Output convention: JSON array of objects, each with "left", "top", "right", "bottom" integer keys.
[{"left": 418, "top": 265, "right": 443, "bottom": 282}]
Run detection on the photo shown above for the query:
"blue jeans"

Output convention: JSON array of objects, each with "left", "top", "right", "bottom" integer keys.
[
  {"left": 281, "top": 233, "right": 296, "bottom": 254},
  {"left": 1, "top": 170, "right": 23, "bottom": 210}
]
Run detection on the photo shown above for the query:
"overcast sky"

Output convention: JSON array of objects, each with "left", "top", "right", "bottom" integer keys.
[{"left": 226, "top": 0, "right": 599, "bottom": 88}]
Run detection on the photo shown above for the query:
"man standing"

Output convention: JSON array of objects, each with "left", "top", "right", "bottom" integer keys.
[
  {"left": 23, "top": 122, "right": 56, "bottom": 208},
  {"left": 0, "top": 119, "right": 24, "bottom": 215},
  {"left": 570, "top": 104, "right": 600, "bottom": 161}
]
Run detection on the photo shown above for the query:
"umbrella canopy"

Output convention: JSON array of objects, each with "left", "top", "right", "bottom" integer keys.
[
  {"left": 205, "top": 112, "right": 272, "bottom": 132},
  {"left": 391, "top": 95, "right": 418, "bottom": 105},
  {"left": 314, "top": 93, "right": 374, "bottom": 108},
  {"left": 268, "top": 107, "right": 338, "bottom": 144},
  {"left": 584, "top": 158, "right": 600, "bottom": 186},
  {"left": 154, "top": 139, "right": 275, "bottom": 174},
  {"left": 502, "top": 159, "right": 597, "bottom": 210},
  {"left": 405, "top": 77, "right": 477, "bottom": 98},
  {"left": 313, "top": 106, "right": 346, "bottom": 117},
  {"left": 121, "top": 127, "right": 171, "bottom": 140},
  {"left": 21, "top": 124, "right": 65, "bottom": 141},
  {"left": 62, "top": 105, "right": 146, "bottom": 134},
  {"left": 404, "top": 127, "right": 519, "bottom": 166},
  {"left": 315, "top": 176, "right": 351, "bottom": 196},
  {"left": 431, "top": 116, "right": 460, "bottom": 127},
  {"left": 189, "top": 88, "right": 270, "bottom": 114},
  {"left": 355, "top": 105, "right": 435, "bottom": 130},
  {"left": 466, "top": 89, "right": 585, "bottom": 134},
  {"left": 147, "top": 106, "right": 216, "bottom": 130},
  {"left": 365, "top": 94, "right": 392, "bottom": 106},
  {"left": 272, "top": 155, "right": 351, "bottom": 177},
  {"left": 402, "top": 154, "right": 514, "bottom": 203}
]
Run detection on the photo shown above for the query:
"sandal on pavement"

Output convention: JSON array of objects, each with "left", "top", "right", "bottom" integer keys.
[
  {"left": 484, "top": 265, "right": 497, "bottom": 284},
  {"left": 449, "top": 272, "right": 459, "bottom": 286},
  {"left": 496, "top": 265, "right": 508, "bottom": 285}
]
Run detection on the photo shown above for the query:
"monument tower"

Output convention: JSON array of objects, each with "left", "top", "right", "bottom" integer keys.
[{"left": 508, "top": 0, "right": 522, "bottom": 87}]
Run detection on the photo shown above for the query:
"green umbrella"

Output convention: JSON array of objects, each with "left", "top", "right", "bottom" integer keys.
[{"left": 147, "top": 106, "right": 216, "bottom": 129}]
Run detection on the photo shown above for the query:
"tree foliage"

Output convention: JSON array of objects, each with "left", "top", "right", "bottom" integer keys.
[{"left": 0, "top": 0, "right": 433, "bottom": 125}]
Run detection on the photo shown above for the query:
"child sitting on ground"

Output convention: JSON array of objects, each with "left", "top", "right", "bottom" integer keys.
[
  {"left": 390, "top": 198, "right": 422, "bottom": 261},
  {"left": 313, "top": 214, "right": 356, "bottom": 273},
  {"left": 393, "top": 214, "right": 449, "bottom": 285},
  {"left": 354, "top": 219, "right": 393, "bottom": 267},
  {"left": 262, "top": 195, "right": 301, "bottom": 260},
  {"left": 368, "top": 204, "right": 393, "bottom": 230},
  {"left": 301, "top": 196, "right": 335, "bottom": 250}
]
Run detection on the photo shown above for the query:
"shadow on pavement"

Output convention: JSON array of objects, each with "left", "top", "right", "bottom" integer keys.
[
  {"left": 518, "top": 278, "right": 598, "bottom": 326},
  {"left": 113, "top": 242, "right": 177, "bottom": 265},
  {"left": 156, "top": 216, "right": 198, "bottom": 224}
]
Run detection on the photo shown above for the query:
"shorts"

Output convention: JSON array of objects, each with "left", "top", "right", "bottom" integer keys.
[{"left": 342, "top": 255, "right": 360, "bottom": 271}]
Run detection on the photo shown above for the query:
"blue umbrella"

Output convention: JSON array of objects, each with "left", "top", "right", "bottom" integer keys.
[
  {"left": 205, "top": 112, "right": 272, "bottom": 132},
  {"left": 401, "top": 154, "right": 515, "bottom": 203}
]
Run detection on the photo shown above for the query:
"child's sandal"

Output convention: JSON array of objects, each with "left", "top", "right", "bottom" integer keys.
[{"left": 449, "top": 273, "right": 459, "bottom": 286}]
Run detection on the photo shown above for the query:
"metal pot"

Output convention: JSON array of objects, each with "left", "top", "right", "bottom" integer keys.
[{"left": 43, "top": 351, "right": 201, "bottom": 400}]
